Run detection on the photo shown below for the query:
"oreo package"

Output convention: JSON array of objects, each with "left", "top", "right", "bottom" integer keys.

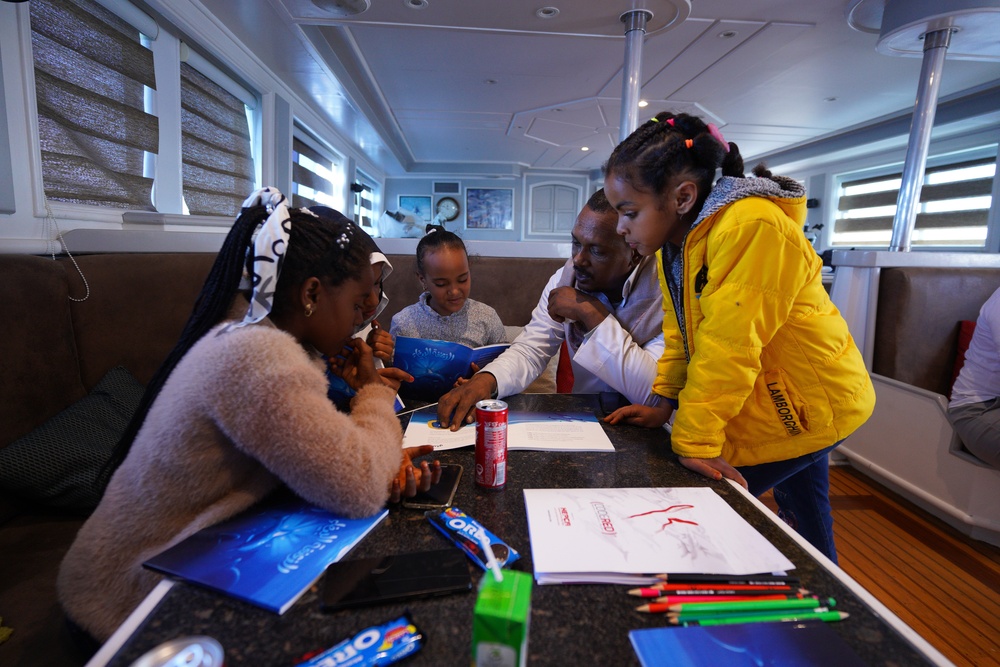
[
  {"left": 425, "top": 507, "right": 520, "bottom": 571},
  {"left": 294, "top": 613, "right": 423, "bottom": 667}
]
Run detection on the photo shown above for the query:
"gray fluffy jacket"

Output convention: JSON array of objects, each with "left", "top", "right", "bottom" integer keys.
[{"left": 58, "top": 317, "right": 403, "bottom": 641}]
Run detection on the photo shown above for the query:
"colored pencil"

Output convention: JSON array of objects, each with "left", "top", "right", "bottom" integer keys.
[
  {"left": 652, "top": 583, "right": 797, "bottom": 591},
  {"left": 648, "top": 587, "right": 809, "bottom": 597},
  {"left": 678, "top": 610, "right": 849, "bottom": 626},
  {"left": 651, "top": 594, "right": 806, "bottom": 605},
  {"left": 669, "top": 606, "right": 832, "bottom": 623},
  {"left": 654, "top": 573, "right": 799, "bottom": 586},
  {"left": 667, "top": 597, "right": 834, "bottom": 615}
]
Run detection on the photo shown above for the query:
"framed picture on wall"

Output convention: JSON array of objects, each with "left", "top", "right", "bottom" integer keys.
[
  {"left": 398, "top": 195, "right": 433, "bottom": 222},
  {"left": 466, "top": 188, "right": 514, "bottom": 230}
]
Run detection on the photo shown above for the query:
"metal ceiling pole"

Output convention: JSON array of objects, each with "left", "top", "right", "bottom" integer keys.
[
  {"left": 618, "top": 10, "right": 652, "bottom": 144},
  {"left": 889, "top": 28, "right": 953, "bottom": 252}
]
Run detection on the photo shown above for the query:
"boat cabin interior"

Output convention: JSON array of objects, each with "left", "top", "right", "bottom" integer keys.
[{"left": 1, "top": 0, "right": 999, "bottom": 665}]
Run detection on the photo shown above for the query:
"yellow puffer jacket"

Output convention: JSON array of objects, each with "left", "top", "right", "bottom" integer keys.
[{"left": 653, "top": 175, "right": 874, "bottom": 467}]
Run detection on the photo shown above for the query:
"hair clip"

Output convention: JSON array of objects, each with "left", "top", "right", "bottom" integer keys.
[
  {"left": 707, "top": 123, "right": 730, "bottom": 153},
  {"left": 335, "top": 232, "right": 350, "bottom": 249},
  {"left": 685, "top": 138, "right": 694, "bottom": 149},
  {"left": 650, "top": 117, "right": 659, "bottom": 123},
  {"left": 666, "top": 118, "right": 676, "bottom": 127}
]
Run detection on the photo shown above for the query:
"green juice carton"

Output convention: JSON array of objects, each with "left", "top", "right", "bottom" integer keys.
[{"left": 472, "top": 570, "right": 532, "bottom": 667}]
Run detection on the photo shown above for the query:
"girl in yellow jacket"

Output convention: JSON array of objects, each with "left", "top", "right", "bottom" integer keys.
[{"left": 603, "top": 112, "right": 874, "bottom": 562}]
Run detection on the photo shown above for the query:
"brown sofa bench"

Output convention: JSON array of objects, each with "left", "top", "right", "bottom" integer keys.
[
  {"left": 0, "top": 249, "right": 566, "bottom": 665},
  {"left": 835, "top": 264, "right": 1000, "bottom": 548}
]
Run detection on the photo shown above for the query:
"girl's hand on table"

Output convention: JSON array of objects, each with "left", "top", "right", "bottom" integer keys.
[
  {"left": 388, "top": 445, "right": 442, "bottom": 503},
  {"left": 603, "top": 402, "right": 673, "bottom": 428},
  {"left": 679, "top": 455, "right": 748, "bottom": 489}
]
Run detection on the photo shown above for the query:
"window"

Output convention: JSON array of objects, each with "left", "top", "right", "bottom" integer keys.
[
  {"left": 29, "top": 0, "right": 257, "bottom": 217},
  {"left": 352, "top": 169, "right": 378, "bottom": 234},
  {"left": 529, "top": 183, "right": 580, "bottom": 236},
  {"left": 30, "top": 0, "right": 158, "bottom": 209},
  {"left": 292, "top": 124, "right": 345, "bottom": 211},
  {"left": 832, "top": 151, "right": 996, "bottom": 248},
  {"left": 180, "top": 62, "right": 255, "bottom": 217}
]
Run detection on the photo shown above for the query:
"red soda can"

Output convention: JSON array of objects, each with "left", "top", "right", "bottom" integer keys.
[{"left": 475, "top": 399, "right": 508, "bottom": 490}]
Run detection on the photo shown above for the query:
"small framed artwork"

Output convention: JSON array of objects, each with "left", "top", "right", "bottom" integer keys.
[
  {"left": 397, "top": 195, "right": 433, "bottom": 222},
  {"left": 466, "top": 188, "right": 514, "bottom": 230}
]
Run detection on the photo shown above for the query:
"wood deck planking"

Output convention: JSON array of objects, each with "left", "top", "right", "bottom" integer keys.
[{"left": 760, "top": 464, "right": 1000, "bottom": 667}]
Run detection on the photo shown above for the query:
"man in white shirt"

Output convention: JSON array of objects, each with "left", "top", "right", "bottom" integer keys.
[
  {"left": 436, "top": 189, "right": 664, "bottom": 429},
  {"left": 949, "top": 285, "right": 1000, "bottom": 468}
]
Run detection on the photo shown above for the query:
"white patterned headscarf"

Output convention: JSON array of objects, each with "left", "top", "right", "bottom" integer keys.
[{"left": 236, "top": 187, "right": 293, "bottom": 327}]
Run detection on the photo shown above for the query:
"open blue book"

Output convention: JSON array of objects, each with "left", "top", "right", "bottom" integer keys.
[
  {"left": 143, "top": 490, "right": 388, "bottom": 614},
  {"left": 393, "top": 336, "right": 509, "bottom": 401}
]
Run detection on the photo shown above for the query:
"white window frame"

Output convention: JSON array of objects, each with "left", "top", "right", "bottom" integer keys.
[{"left": 292, "top": 122, "right": 347, "bottom": 213}]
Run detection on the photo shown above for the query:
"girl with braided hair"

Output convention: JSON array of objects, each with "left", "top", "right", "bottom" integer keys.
[
  {"left": 603, "top": 113, "right": 874, "bottom": 562},
  {"left": 59, "top": 189, "right": 438, "bottom": 644}
]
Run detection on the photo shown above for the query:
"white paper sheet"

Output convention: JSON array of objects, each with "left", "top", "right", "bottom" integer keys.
[
  {"left": 402, "top": 405, "right": 615, "bottom": 453},
  {"left": 523, "top": 487, "right": 795, "bottom": 583}
]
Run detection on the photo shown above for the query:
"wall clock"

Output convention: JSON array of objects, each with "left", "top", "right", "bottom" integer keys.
[{"left": 435, "top": 196, "right": 460, "bottom": 222}]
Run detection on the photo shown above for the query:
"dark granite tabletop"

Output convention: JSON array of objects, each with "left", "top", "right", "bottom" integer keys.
[{"left": 104, "top": 393, "right": 934, "bottom": 666}]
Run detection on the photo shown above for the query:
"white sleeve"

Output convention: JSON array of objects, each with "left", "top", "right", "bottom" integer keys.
[
  {"left": 480, "top": 268, "right": 566, "bottom": 397},
  {"left": 572, "top": 315, "right": 665, "bottom": 405}
]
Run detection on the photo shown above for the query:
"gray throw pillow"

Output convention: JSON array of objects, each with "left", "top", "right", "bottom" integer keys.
[{"left": 0, "top": 366, "right": 144, "bottom": 513}]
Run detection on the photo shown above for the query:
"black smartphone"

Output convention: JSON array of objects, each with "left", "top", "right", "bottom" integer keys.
[
  {"left": 401, "top": 463, "right": 462, "bottom": 510},
  {"left": 320, "top": 548, "right": 472, "bottom": 612}
]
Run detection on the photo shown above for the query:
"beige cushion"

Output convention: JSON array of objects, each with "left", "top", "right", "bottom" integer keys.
[{"left": 503, "top": 326, "right": 558, "bottom": 394}]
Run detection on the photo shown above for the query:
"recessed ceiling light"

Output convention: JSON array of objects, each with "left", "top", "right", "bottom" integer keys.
[
  {"left": 825, "top": 96, "right": 838, "bottom": 102},
  {"left": 311, "top": 0, "right": 371, "bottom": 16},
  {"left": 536, "top": 7, "right": 559, "bottom": 19},
  {"left": 484, "top": 79, "right": 498, "bottom": 85},
  {"left": 638, "top": 99, "right": 649, "bottom": 108},
  {"left": 718, "top": 30, "right": 738, "bottom": 38},
  {"left": 405, "top": 0, "right": 428, "bottom": 9},
  {"left": 581, "top": 147, "right": 590, "bottom": 151}
]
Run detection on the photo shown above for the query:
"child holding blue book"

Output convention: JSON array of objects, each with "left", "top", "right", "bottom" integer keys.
[{"left": 390, "top": 226, "right": 507, "bottom": 349}]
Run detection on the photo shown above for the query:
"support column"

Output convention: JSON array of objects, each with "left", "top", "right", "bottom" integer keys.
[
  {"left": 618, "top": 10, "right": 652, "bottom": 144},
  {"left": 889, "top": 28, "right": 953, "bottom": 252}
]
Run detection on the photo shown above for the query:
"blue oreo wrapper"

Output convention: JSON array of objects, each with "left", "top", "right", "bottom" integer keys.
[
  {"left": 425, "top": 507, "right": 520, "bottom": 571},
  {"left": 295, "top": 613, "right": 423, "bottom": 667}
]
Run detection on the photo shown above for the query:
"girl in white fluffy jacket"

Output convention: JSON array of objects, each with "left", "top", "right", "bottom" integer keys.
[{"left": 59, "top": 189, "right": 437, "bottom": 644}]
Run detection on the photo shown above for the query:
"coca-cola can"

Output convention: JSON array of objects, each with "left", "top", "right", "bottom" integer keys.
[
  {"left": 475, "top": 399, "right": 508, "bottom": 490},
  {"left": 129, "top": 636, "right": 225, "bottom": 667}
]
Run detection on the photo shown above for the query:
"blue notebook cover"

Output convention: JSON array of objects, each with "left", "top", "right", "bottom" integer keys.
[
  {"left": 143, "top": 491, "right": 388, "bottom": 614},
  {"left": 629, "top": 622, "right": 867, "bottom": 666},
  {"left": 393, "top": 336, "right": 509, "bottom": 401}
]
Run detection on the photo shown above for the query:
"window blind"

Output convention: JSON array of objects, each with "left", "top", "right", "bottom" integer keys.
[
  {"left": 292, "top": 135, "right": 336, "bottom": 210},
  {"left": 353, "top": 172, "right": 376, "bottom": 231},
  {"left": 834, "top": 156, "right": 995, "bottom": 247},
  {"left": 30, "top": 0, "right": 158, "bottom": 209},
  {"left": 180, "top": 62, "right": 255, "bottom": 217}
]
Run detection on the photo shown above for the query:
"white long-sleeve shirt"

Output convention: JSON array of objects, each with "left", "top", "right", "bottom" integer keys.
[{"left": 482, "top": 259, "right": 664, "bottom": 405}]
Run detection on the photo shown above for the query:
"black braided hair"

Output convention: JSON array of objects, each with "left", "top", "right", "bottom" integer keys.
[
  {"left": 416, "top": 225, "right": 468, "bottom": 274},
  {"left": 604, "top": 111, "right": 745, "bottom": 210},
  {"left": 97, "top": 205, "right": 370, "bottom": 490}
]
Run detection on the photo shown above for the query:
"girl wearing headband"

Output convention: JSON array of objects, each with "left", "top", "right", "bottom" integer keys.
[
  {"left": 390, "top": 225, "right": 506, "bottom": 349},
  {"left": 59, "top": 188, "right": 438, "bottom": 644},
  {"left": 602, "top": 113, "right": 874, "bottom": 562}
]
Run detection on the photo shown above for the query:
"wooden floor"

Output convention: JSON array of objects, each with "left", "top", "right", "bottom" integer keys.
[{"left": 762, "top": 465, "right": 1000, "bottom": 667}]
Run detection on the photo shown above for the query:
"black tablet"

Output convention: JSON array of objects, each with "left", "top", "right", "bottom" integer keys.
[{"left": 320, "top": 548, "right": 472, "bottom": 612}]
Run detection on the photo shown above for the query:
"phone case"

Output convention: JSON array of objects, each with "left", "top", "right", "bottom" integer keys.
[
  {"left": 401, "top": 464, "right": 463, "bottom": 510},
  {"left": 320, "top": 548, "right": 472, "bottom": 611}
]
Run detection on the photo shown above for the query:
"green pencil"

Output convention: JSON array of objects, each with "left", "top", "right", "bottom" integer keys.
[
  {"left": 668, "top": 597, "right": 835, "bottom": 614},
  {"left": 680, "top": 610, "right": 849, "bottom": 626}
]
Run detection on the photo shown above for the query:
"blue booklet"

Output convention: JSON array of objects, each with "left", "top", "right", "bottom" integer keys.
[
  {"left": 393, "top": 336, "right": 509, "bottom": 401},
  {"left": 629, "top": 621, "right": 867, "bottom": 666},
  {"left": 143, "top": 490, "right": 388, "bottom": 614}
]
